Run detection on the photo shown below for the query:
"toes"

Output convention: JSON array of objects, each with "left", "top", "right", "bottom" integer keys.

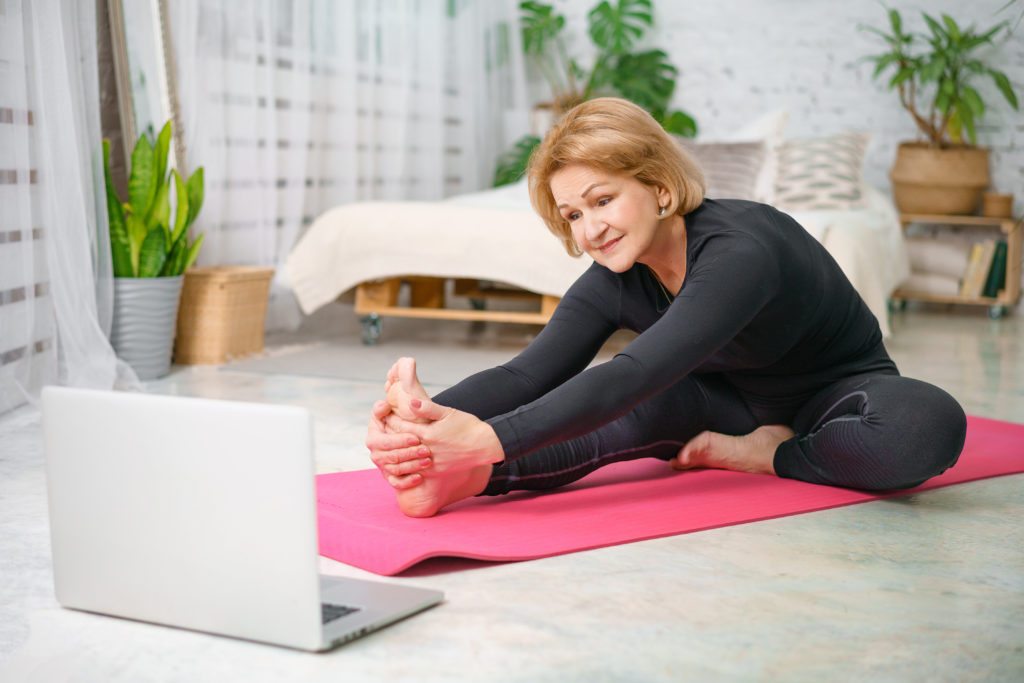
[{"left": 670, "top": 446, "right": 692, "bottom": 470}]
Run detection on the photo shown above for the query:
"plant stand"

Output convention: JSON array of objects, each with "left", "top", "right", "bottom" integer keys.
[{"left": 890, "top": 213, "right": 1022, "bottom": 319}]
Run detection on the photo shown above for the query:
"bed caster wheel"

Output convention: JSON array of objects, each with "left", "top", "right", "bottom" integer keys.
[
  {"left": 360, "top": 314, "right": 382, "bottom": 345},
  {"left": 988, "top": 305, "right": 1006, "bottom": 320},
  {"left": 888, "top": 298, "right": 906, "bottom": 313}
]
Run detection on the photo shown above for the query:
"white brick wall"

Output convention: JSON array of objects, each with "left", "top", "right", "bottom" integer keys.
[{"left": 550, "top": 0, "right": 1024, "bottom": 214}]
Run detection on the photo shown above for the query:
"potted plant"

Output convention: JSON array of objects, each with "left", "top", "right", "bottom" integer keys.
[
  {"left": 494, "top": 0, "right": 698, "bottom": 186},
  {"left": 862, "top": 8, "right": 1019, "bottom": 214},
  {"left": 103, "top": 121, "right": 204, "bottom": 379}
]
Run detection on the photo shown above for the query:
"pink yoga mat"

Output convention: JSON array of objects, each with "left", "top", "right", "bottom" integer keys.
[{"left": 316, "top": 415, "right": 1024, "bottom": 576}]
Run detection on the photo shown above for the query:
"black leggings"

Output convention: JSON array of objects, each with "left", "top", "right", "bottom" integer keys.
[{"left": 481, "top": 372, "right": 967, "bottom": 495}]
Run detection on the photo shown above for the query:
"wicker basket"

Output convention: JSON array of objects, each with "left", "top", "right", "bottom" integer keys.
[{"left": 174, "top": 266, "right": 275, "bottom": 364}]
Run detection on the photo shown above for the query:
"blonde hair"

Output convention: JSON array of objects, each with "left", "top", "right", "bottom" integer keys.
[{"left": 527, "top": 97, "right": 706, "bottom": 257}]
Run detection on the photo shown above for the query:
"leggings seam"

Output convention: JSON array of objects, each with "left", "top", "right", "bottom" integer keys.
[
  {"left": 492, "top": 439, "right": 686, "bottom": 485},
  {"left": 808, "top": 390, "right": 868, "bottom": 434}
]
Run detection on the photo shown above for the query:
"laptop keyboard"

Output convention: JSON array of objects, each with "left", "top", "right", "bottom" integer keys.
[{"left": 321, "top": 602, "right": 361, "bottom": 625}]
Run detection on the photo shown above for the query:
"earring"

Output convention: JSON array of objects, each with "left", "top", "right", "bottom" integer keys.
[{"left": 658, "top": 206, "right": 667, "bottom": 216}]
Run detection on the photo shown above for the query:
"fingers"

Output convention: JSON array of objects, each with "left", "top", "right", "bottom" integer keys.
[
  {"left": 366, "top": 430, "right": 423, "bottom": 452},
  {"left": 383, "top": 412, "right": 426, "bottom": 437},
  {"left": 367, "top": 441, "right": 431, "bottom": 479},
  {"left": 408, "top": 396, "right": 448, "bottom": 422},
  {"left": 386, "top": 472, "right": 423, "bottom": 490},
  {"left": 368, "top": 440, "right": 428, "bottom": 462},
  {"left": 367, "top": 406, "right": 409, "bottom": 440},
  {"left": 380, "top": 455, "right": 433, "bottom": 476},
  {"left": 372, "top": 399, "right": 392, "bottom": 421}
]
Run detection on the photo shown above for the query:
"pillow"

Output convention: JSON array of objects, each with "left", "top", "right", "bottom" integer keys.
[
  {"left": 774, "top": 131, "right": 871, "bottom": 212},
  {"left": 676, "top": 139, "right": 768, "bottom": 202},
  {"left": 720, "top": 109, "right": 789, "bottom": 204}
]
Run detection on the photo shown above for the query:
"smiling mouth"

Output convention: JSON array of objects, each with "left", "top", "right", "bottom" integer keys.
[{"left": 598, "top": 237, "right": 621, "bottom": 254}]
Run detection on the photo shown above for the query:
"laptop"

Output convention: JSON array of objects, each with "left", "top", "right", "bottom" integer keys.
[{"left": 41, "top": 386, "right": 443, "bottom": 651}]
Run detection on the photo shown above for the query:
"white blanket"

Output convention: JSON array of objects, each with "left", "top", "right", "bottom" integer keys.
[{"left": 286, "top": 182, "right": 908, "bottom": 337}]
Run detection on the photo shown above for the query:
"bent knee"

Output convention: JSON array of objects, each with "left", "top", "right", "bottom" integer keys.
[{"left": 874, "top": 392, "right": 967, "bottom": 490}]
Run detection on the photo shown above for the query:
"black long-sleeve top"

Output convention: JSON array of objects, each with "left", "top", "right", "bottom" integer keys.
[{"left": 434, "top": 198, "right": 895, "bottom": 461}]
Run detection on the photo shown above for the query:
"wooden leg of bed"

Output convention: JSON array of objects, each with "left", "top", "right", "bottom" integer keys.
[
  {"left": 408, "top": 277, "right": 445, "bottom": 309},
  {"left": 355, "top": 278, "right": 400, "bottom": 311},
  {"left": 355, "top": 279, "right": 400, "bottom": 346}
]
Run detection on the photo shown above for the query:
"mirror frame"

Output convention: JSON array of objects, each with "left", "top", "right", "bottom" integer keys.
[{"left": 106, "top": 0, "right": 187, "bottom": 172}]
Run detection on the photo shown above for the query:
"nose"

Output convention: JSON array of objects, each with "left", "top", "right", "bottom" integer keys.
[{"left": 583, "top": 213, "right": 606, "bottom": 244}]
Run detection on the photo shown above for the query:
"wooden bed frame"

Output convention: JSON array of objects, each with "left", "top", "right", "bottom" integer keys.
[{"left": 353, "top": 276, "right": 559, "bottom": 344}]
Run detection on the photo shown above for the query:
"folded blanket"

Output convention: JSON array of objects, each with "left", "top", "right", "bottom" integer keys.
[
  {"left": 902, "top": 271, "right": 962, "bottom": 297},
  {"left": 906, "top": 236, "right": 970, "bottom": 279}
]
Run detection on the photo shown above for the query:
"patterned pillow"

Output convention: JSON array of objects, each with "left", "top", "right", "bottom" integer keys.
[
  {"left": 774, "top": 131, "right": 870, "bottom": 211},
  {"left": 676, "top": 139, "right": 768, "bottom": 202}
]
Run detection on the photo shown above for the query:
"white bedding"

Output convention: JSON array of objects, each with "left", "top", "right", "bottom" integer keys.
[{"left": 286, "top": 180, "right": 908, "bottom": 337}]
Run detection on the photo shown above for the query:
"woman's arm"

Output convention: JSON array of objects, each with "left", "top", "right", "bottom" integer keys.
[
  {"left": 431, "top": 264, "right": 620, "bottom": 419},
  {"left": 488, "top": 233, "right": 782, "bottom": 461},
  {"left": 365, "top": 266, "right": 618, "bottom": 481}
]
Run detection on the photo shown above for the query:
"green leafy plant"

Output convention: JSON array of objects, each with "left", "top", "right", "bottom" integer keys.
[
  {"left": 103, "top": 121, "right": 204, "bottom": 277},
  {"left": 861, "top": 7, "right": 1019, "bottom": 147},
  {"left": 494, "top": 0, "right": 697, "bottom": 186},
  {"left": 1000, "top": 0, "right": 1023, "bottom": 34}
]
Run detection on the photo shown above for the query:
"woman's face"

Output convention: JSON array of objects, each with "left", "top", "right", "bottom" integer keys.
[{"left": 549, "top": 164, "right": 670, "bottom": 272}]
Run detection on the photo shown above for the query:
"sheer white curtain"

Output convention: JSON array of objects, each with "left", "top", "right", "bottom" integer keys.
[
  {"left": 0, "top": 0, "right": 134, "bottom": 415},
  {"left": 169, "top": 0, "right": 529, "bottom": 330}
]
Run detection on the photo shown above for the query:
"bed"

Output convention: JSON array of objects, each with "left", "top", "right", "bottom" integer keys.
[{"left": 286, "top": 119, "right": 910, "bottom": 341}]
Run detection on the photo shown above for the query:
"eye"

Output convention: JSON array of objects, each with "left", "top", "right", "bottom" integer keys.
[
  {"left": 566, "top": 211, "right": 581, "bottom": 222},
  {"left": 597, "top": 196, "right": 612, "bottom": 207}
]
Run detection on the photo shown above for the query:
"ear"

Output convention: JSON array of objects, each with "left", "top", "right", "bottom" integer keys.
[{"left": 654, "top": 184, "right": 673, "bottom": 215}]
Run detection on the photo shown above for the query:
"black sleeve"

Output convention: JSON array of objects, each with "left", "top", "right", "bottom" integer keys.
[
  {"left": 486, "top": 231, "right": 782, "bottom": 461},
  {"left": 431, "top": 264, "right": 619, "bottom": 420}
]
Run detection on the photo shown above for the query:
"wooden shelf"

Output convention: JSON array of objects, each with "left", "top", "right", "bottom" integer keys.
[{"left": 892, "top": 213, "right": 1022, "bottom": 317}]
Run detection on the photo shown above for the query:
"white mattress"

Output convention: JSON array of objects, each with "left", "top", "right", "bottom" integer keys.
[{"left": 286, "top": 181, "right": 908, "bottom": 337}]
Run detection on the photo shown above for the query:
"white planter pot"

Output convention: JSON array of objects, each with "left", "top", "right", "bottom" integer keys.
[{"left": 110, "top": 276, "right": 184, "bottom": 380}]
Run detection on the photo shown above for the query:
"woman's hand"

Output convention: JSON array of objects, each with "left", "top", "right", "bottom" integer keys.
[
  {"left": 365, "top": 397, "right": 432, "bottom": 490},
  {"left": 383, "top": 396, "right": 505, "bottom": 474}
]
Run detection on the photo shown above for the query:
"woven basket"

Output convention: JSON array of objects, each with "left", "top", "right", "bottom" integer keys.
[{"left": 174, "top": 266, "right": 275, "bottom": 364}]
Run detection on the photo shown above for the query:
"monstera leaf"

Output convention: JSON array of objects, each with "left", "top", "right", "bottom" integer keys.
[{"left": 588, "top": 0, "right": 652, "bottom": 54}]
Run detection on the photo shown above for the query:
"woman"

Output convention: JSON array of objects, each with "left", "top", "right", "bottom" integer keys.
[{"left": 365, "top": 97, "right": 966, "bottom": 518}]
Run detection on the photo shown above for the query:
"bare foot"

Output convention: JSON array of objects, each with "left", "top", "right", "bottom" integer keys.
[
  {"left": 395, "top": 464, "right": 492, "bottom": 518},
  {"left": 385, "top": 357, "right": 431, "bottom": 425},
  {"left": 670, "top": 425, "right": 795, "bottom": 475},
  {"left": 385, "top": 357, "right": 490, "bottom": 517}
]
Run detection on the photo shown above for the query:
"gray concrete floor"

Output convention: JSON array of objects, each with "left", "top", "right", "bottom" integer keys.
[{"left": 2, "top": 302, "right": 1022, "bottom": 681}]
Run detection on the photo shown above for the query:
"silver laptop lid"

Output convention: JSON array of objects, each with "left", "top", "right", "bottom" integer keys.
[{"left": 42, "top": 387, "right": 324, "bottom": 650}]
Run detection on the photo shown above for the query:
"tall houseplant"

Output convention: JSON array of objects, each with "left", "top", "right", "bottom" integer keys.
[
  {"left": 861, "top": 8, "right": 1019, "bottom": 214},
  {"left": 494, "top": 0, "right": 697, "bottom": 186},
  {"left": 103, "top": 121, "right": 205, "bottom": 379}
]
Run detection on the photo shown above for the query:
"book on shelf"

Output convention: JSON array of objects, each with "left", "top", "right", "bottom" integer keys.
[
  {"left": 959, "top": 239, "right": 997, "bottom": 298},
  {"left": 982, "top": 240, "right": 1009, "bottom": 299}
]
